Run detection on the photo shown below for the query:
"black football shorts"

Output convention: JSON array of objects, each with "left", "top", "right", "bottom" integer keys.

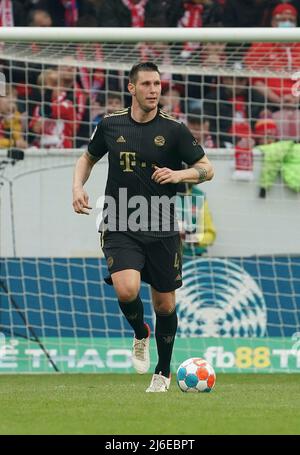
[{"left": 101, "top": 231, "right": 183, "bottom": 292}]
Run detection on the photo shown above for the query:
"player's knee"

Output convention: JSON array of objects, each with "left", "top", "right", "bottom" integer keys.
[
  {"left": 153, "top": 291, "right": 175, "bottom": 315},
  {"left": 116, "top": 286, "right": 139, "bottom": 303},
  {"left": 154, "top": 302, "right": 176, "bottom": 315}
]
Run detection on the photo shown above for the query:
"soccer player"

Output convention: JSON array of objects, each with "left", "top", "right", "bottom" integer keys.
[{"left": 72, "top": 62, "right": 214, "bottom": 392}]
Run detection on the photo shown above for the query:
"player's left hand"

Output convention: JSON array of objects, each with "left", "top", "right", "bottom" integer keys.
[{"left": 151, "top": 166, "right": 182, "bottom": 184}]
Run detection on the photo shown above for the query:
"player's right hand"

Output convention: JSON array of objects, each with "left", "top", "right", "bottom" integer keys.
[{"left": 72, "top": 187, "right": 92, "bottom": 215}]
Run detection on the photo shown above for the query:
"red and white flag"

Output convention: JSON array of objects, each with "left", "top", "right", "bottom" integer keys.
[
  {"left": 0, "top": 0, "right": 14, "bottom": 26},
  {"left": 121, "top": 0, "right": 148, "bottom": 27}
]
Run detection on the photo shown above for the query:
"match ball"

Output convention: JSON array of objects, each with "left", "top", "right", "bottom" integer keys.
[{"left": 176, "top": 358, "right": 216, "bottom": 393}]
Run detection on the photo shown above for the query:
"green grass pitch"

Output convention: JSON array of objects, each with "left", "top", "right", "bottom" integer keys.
[{"left": 0, "top": 373, "right": 299, "bottom": 435}]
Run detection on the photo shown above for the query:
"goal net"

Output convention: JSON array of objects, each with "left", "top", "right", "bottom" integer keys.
[{"left": 0, "top": 28, "right": 299, "bottom": 374}]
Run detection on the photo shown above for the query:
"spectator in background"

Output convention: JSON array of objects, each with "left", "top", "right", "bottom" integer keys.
[
  {"left": 106, "top": 92, "right": 123, "bottom": 113},
  {"left": 177, "top": 1, "right": 224, "bottom": 59},
  {"left": 91, "top": 92, "right": 123, "bottom": 128},
  {"left": 57, "top": 58, "right": 89, "bottom": 147},
  {"left": 254, "top": 118, "right": 278, "bottom": 145},
  {"left": 262, "top": 1, "right": 300, "bottom": 27},
  {"left": 29, "top": 69, "right": 76, "bottom": 148},
  {"left": 76, "top": 12, "right": 124, "bottom": 127},
  {"left": 229, "top": 121, "right": 255, "bottom": 180},
  {"left": 244, "top": 3, "right": 300, "bottom": 109},
  {"left": 204, "top": 70, "right": 265, "bottom": 147},
  {"left": 186, "top": 113, "right": 215, "bottom": 148},
  {"left": 75, "top": 17, "right": 106, "bottom": 100},
  {"left": 0, "top": 89, "right": 27, "bottom": 149},
  {"left": 0, "top": 0, "right": 26, "bottom": 26},
  {"left": 97, "top": 0, "right": 183, "bottom": 27},
  {"left": 90, "top": 93, "right": 103, "bottom": 128},
  {"left": 200, "top": 42, "right": 226, "bottom": 67},
  {"left": 178, "top": 1, "right": 223, "bottom": 56},
  {"left": 74, "top": 14, "right": 123, "bottom": 134},
  {"left": 27, "top": 8, "right": 52, "bottom": 26},
  {"left": 2, "top": 5, "right": 53, "bottom": 123},
  {"left": 272, "top": 94, "right": 300, "bottom": 141},
  {"left": 159, "top": 84, "right": 186, "bottom": 122},
  {"left": 178, "top": 0, "right": 207, "bottom": 59}
]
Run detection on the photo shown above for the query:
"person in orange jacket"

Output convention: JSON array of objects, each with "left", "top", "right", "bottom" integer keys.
[{"left": 0, "top": 93, "right": 27, "bottom": 149}]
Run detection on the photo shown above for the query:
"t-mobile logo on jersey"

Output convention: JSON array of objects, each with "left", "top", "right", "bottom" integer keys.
[
  {"left": 119, "top": 152, "right": 154, "bottom": 172},
  {"left": 120, "top": 152, "right": 136, "bottom": 172},
  {"left": 95, "top": 189, "right": 205, "bottom": 236}
]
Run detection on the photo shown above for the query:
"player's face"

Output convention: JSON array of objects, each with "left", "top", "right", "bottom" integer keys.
[{"left": 129, "top": 71, "right": 161, "bottom": 112}]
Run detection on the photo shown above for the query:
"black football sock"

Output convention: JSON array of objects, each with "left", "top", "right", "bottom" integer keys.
[
  {"left": 118, "top": 295, "right": 148, "bottom": 340},
  {"left": 154, "top": 309, "right": 178, "bottom": 378}
]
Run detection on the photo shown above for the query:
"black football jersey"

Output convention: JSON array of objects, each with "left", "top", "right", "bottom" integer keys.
[{"left": 88, "top": 107, "right": 205, "bottom": 237}]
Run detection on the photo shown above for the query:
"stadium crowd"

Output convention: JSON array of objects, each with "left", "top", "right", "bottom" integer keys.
[
  {"left": 1, "top": 0, "right": 300, "bottom": 151},
  {"left": 3, "top": 0, "right": 300, "bottom": 28}
]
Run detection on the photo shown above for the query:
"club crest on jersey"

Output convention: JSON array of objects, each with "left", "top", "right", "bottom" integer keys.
[{"left": 154, "top": 135, "right": 165, "bottom": 147}]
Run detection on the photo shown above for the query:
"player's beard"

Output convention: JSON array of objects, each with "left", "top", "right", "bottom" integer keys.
[
  {"left": 142, "top": 105, "right": 156, "bottom": 113},
  {"left": 136, "top": 93, "right": 159, "bottom": 113}
]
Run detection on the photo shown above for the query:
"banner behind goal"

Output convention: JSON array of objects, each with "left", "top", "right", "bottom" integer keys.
[{"left": 0, "top": 28, "right": 299, "bottom": 374}]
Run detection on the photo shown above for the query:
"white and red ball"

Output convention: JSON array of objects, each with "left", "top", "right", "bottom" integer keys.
[{"left": 176, "top": 357, "right": 216, "bottom": 393}]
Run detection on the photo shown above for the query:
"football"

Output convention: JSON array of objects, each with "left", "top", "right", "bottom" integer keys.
[{"left": 176, "top": 357, "right": 216, "bottom": 393}]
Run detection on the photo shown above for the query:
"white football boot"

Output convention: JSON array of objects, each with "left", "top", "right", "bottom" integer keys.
[
  {"left": 146, "top": 372, "right": 171, "bottom": 393},
  {"left": 132, "top": 323, "right": 151, "bottom": 374}
]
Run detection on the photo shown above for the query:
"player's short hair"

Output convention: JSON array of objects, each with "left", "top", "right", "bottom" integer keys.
[{"left": 129, "top": 62, "right": 160, "bottom": 84}]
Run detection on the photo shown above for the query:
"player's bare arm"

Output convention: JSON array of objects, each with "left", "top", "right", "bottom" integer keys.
[
  {"left": 72, "top": 151, "right": 99, "bottom": 215},
  {"left": 151, "top": 155, "right": 214, "bottom": 185}
]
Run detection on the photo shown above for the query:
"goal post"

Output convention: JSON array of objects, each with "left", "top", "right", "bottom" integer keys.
[
  {"left": 2, "top": 26, "right": 300, "bottom": 41},
  {"left": 0, "top": 27, "right": 299, "bottom": 374}
]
